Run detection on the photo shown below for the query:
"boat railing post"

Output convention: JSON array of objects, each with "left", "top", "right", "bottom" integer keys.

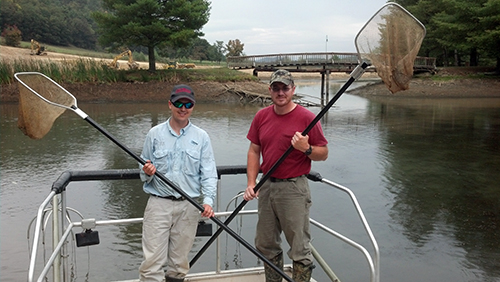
[
  {"left": 216, "top": 178, "right": 222, "bottom": 273},
  {"left": 52, "top": 194, "right": 61, "bottom": 282},
  {"left": 61, "top": 190, "right": 70, "bottom": 282}
]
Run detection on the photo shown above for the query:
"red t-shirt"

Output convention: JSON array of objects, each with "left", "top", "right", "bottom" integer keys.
[{"left": 247, "top": 105, "right": 328, "bottom": 178}]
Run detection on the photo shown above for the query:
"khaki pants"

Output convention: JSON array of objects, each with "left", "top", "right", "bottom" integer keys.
[
  {"left": 139, "top": 195, "right": 199, "bottom": 282},
  {"left": 255, "top": 175, "right": 313, "bottom": 265}
]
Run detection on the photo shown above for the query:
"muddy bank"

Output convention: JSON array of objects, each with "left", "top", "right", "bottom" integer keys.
[
  {"left": 2, "top": 75, "right": 499, "bottom": 104},
  {"left": 346, "top": 77, "right": 500, "bottom": 98},
  {"left": 0, "top": 80, "right": 271, "bottom": 104}
]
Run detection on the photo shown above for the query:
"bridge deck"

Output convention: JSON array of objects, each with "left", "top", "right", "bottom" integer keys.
[{"left": 227, "top": 52, "right": 436, "bottom": 74}]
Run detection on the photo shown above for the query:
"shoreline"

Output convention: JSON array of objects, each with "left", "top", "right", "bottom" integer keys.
[
  {"left": 2, "top": 45, "right": 499, "bottom": 102},
  {"left": 2, "top": 76, "right": 500, "bottom": 104},
  {"left": 346, "top": 77, "right": 500, "bottom": 98}
]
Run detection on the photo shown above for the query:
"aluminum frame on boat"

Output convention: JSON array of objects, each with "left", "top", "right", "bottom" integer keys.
[{"left": 27, "top": 165, "right": 379, "bottom": 282}]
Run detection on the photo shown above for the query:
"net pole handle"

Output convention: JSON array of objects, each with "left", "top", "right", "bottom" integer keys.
[{"left": 190, "top": 62, "right": 369, "bottom": 267}]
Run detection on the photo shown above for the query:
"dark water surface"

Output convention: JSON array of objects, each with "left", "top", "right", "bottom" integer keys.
[{"left": 1, "top": 80, "right": 500, "bottom": 282}]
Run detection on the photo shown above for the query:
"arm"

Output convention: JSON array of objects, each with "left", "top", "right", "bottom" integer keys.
[
  {"left": 139, "top": 134, "right": 156, "bottom": 182},
  {"left": 199, "top": 135, "right": 217, "bottom": 218},
  {"left": 243, "top": 142, "right": 261, "bottom": 201},
  {"left": 307, "top": 144, "right": 328, "bottom": 161},
  {"left": 291, "top": 131, "right": 328, "bottom": 161}
]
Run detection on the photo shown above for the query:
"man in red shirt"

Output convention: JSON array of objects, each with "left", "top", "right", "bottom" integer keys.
[{"left": 244, "top": 69, "right": 329, "bottom": 282}]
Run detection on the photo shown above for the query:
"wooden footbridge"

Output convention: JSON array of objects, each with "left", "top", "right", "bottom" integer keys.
[
  {"left": 227, "top": 52, "right": 436, "bottom": 108},
  {"left": 227, "top": 52, "right": 436, "bottom": 75}
]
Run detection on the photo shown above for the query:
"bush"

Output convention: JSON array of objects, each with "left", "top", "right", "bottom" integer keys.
[{"left": 1, "top": 25, "right": 22, "bottom": 47}]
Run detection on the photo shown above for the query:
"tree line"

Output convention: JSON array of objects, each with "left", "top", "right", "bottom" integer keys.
[
  {"left": 0, "top": 0, "right": 244, "bottom": 70},
  {"left": 1, "top": 0, "right": 100, "bottom": 49},
  {"left": 394, "top": 0, "right": 499, "bottom": 70},
  {"left": 1, "top": 0, "right": 498, "bottom": 71}
]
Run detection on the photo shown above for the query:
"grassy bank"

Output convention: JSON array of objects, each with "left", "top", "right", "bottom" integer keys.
[
  {"left": 2, "top": 42, "right": 497, "bottom": 86},
  {"left": 13, "top": 40, "right": 221, "bottom": 66},
  {"left": 1, "top": 40, "right": 239, "bottom": 85},
  {"left": 0, "top": 58, "right": 258, "bottom": 85}
]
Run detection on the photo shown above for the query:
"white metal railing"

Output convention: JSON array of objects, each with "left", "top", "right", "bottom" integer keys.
[{"left": 27, "top": 167, "right": 379, "bottom": 282}]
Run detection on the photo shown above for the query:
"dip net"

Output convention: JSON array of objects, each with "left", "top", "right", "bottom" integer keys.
[
  {"left": 356, "top": 3, "right": 426, "bottom": 93},
  {"left": 16, "top": 73, "right": 76, "bottom": 139}
]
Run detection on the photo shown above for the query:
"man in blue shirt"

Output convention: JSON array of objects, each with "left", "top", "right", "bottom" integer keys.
[{"left": 138, "top": 84, "right": 217, "bottom": 282}]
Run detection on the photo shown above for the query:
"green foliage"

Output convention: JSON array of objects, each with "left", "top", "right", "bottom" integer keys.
[
  {"left": 472, "top": 0, "right": 500, "bottom": 59},
  {"left": 159, "top": 37, "right": 225, "bottom": 63},
  {"left": 0, "top": 0, "right": 100, "bottom": 49},
  {"left": 226, "top": 39, "right": 244, "bottom": 57},
  {"left": 134, "top": 52, "right": 148, "bottom": 63},
  {"left": 92, "top": 0, "right": 211, "bottom": 71},
  {"left": 0, "top": 58, "right": 124, "bottom": 84},
  {"left": 1, "top": 25, "right": 22, "bottom": 47},
  {"left": 395, "top": 0, "right": 500, "bottom": 69}
]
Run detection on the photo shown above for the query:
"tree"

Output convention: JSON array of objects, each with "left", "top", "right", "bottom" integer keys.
[
  {"left": 1, "top": 25, "right": 22, "bottom": 47},
  {"left": 226, "top": 39, "right": 244, "bottom": 57},
  {"left": 471, "top": 0, "right": 500, "bottom": 71},
  {"left": 396, "top": 0, "right": 499, "bottom": 68},
  {"left": 0, "top": 0, "right": 99, "bottom": 49},
  {"left": 431, "top": 0, "right": 485, "bottom": 66},
  {"left": 211, "top": 40, "right": 226, "bottom": 63},
  {"left": 92, "top": 0, "right": 210, "bottom": 71}
]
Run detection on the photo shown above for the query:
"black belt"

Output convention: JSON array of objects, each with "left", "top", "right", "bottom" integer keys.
[
  {"left": 151, "top": 194, "right": 187, "bottom": 201},
  {"left": 269, "top": 175, "right": 303, "bottom": 182}
]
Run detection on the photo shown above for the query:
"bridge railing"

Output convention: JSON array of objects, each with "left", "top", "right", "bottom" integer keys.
[
  {"left": 227, "top": 52, "right": 436, "bottom": 73},
  {"left": 414, "top": 56, "right": 436, "bottom": 72},
  {"left": 227, "top": 52, "right": 359, "bottom": 68}
]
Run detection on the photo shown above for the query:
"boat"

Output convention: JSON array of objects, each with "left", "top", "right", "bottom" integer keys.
[{"left": 27, "top": 165, "right": 379, "bottom": 282}]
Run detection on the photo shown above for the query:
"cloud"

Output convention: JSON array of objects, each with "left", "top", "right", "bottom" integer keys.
[{"left": 201, "top": 0, "right": 389, "bottom": 55}]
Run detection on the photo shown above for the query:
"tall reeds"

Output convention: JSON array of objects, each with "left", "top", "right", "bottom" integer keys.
[
  {"left": 0, "top": 58, "right": 127, "bottom": 84},
  {"left": 0, "top": 57, "right": 258, "bottom": 86}
]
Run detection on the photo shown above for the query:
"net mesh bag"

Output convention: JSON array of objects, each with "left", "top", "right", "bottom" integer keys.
[
  {"left": 356, "top": 4, "right": 425, "bottom": 93},
  {"left": 17, "top": 73, "right": 75, "bottom": 139}
]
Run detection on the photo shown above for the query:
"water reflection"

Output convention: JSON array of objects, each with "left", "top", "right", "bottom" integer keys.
[
  {"left": 373, "top": 97, "right": 500, "bottom": 279},
  {"left": 1, "top": 83, "right": 500, "bottom": 282}
]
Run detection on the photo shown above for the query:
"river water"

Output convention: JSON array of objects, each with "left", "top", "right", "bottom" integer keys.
[{"left": 1, "top": 78, "right": 500, "bottom": 282}]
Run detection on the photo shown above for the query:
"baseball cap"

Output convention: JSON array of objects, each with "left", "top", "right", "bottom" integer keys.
[
  {"left": 170, "top": 84, "right": 195, "bottom": 103},
  {"left": 270, "top": 69, "right": 294, "bottom": 86}
]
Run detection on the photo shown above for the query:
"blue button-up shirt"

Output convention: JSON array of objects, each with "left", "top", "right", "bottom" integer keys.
[{"left": 139, "top": 118, "right": 217, "bottom": 207}]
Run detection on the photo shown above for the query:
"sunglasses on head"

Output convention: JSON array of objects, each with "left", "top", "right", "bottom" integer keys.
[{"left": 171, "top": 100, "right": 194, "bottom": 109}]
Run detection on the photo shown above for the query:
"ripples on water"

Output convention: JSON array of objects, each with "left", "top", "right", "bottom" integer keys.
[{"left": 1, "top": 79, "right": 499, "bottom": 282}]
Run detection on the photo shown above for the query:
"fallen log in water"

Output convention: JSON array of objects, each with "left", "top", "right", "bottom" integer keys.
[
  {"left": 221, "top": 85, "right": 321, "bottom": 107},
  {"left": 221, "top": 84, "right": 272, "bottom": 105}
]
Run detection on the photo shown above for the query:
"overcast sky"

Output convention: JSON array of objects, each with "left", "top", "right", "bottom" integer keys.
[{"left": 201, "top": 0, "right": 389, "bottom": 55}]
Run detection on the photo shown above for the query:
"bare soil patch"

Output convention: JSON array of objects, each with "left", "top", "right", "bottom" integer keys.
[{"left": 347, "top": 76, "right": 500, "bottom": 98}]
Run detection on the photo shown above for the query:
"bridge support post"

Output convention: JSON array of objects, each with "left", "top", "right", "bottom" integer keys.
[
  {"left": 320, "top": 69, "right": 331, "bottom": 109},
  {"left": 320, "top": 71, "right": 325, "bottom": 107},
  {"left": 325, "top": 69, "right": 330, "bottom": 104}
]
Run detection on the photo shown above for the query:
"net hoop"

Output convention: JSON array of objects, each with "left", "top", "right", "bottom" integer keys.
[
  {"left": 355, "top": 3, "right": 426, "bottom": 93},
  {"left": 15, "top": 72, "right": 78, "bottom": 139}
]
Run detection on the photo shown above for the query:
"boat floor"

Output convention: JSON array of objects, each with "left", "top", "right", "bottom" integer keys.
[{"left": 118, "top": 265, "right": 317, "bottom": 282}]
